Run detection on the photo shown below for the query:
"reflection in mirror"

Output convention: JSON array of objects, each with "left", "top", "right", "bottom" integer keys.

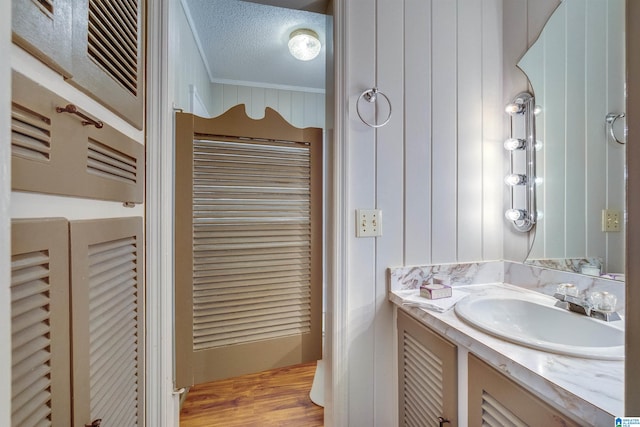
[{"left": 518, "top": 0, "right": 625, "bottom": 280}]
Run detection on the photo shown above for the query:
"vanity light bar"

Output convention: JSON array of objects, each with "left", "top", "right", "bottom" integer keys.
[{"left": 505, "top": 92, "right": 537, "bottom": 232}]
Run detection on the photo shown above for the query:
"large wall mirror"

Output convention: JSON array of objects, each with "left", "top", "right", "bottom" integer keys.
[{"left": 518, "top": 0, "right": 626, "bottom": 280}]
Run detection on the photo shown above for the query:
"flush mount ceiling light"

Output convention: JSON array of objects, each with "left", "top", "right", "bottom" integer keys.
[{"left": 288, "top": 29, "right": 321, "bottom": 61}]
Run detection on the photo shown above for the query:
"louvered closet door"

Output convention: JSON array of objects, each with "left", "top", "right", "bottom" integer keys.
[
  {"left": 175, "top": 106, "right": 323, "bottom": 387},
  {"left": 397, "top": 310, "right": 457, "bottom": 427},
  {"left": 70, "top": 0, "right": 145, "bottom": 129},
  {"left": 11, "top": 219, "right": 71, "bottom": 427},
  {"left": 70, "top": 217, "right": 144, "bottom": 427},
  {"left": 12, "top": 71, "right": 144, "bottom": 203},
  {"left": 12, "top": 0, "right": 73, "bottom": 76},
  {"left": 467, "top": 354, "right": 579, "bottom": 427}
]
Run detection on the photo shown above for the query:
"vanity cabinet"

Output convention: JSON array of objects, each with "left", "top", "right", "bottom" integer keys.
[
  {"left": 397, "top": 310, "right": 457, "bottom": 427},
  {"left": 12, "top": 0, "right": 145, "bottom": 129},
  {"left": 467, "top": 354, "right": 579, "bottom": 427}
]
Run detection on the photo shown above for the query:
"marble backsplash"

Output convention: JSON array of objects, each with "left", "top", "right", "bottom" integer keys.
[{"left": 388, "top": 260, "right": 626, "bottom": 314}]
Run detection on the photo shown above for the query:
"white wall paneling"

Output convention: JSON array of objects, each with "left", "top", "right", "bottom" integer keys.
[
  {"left": 210, "top": 83, "right": 325, "bottom": 128},
  {"left": 345, "top": 0, "right": 377, "bottom": 423},
  {"left": 375, "top": 0, "right": 404, "bottom": 424},
  {"left": 403, "top": 0, "right": 432, "bottom": 265},
  {"left": 517, "top": 0, "right": 625, "bottom": 272},
  {"left": 174, "top": 0, "right": 216, "bottom": 114},
  {"left": 481, "top": 0, "right": 504, "bottom": 262},
  {"left": 343, "top": 0, "right": 504, "bottom": 424},
  {"left": 457, "top": 0, "right": 484, "bottom": 262},
  {"left": 430, "top": 0, "right": 458, "bottom": 264}
]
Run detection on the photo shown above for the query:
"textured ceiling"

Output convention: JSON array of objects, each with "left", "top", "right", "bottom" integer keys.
[{"left": 183, "top": 0, "right": 327, "bottom": 91}]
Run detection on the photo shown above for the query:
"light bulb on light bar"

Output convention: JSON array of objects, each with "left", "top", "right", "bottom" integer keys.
[
  {"left": 505, "top": 209, "right": 528, "bottom": 221},
  {"left": 504, "top": 138, "right": 526, "bottom": 151},
  {"left": 505, "top": 102, "right": 524, "bottom": 115},
  {"left": 505, "top": 174, "right": 527, "bottom": 186},
  {"left": 534, "top": 105, "right": 542, "bottom": 115}
]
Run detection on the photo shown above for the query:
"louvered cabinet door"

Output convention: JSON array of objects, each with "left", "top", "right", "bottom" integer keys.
[
  {"left": 12, "top": 70, "right": 144, "bottom": 203},
  {"left": 70, "top": 217, "right": 144, "bottom": 427},
  {"left": 468, "top": 354, "right": 580, "bottom": 427},
  {"left": 11, "top": 219, "right": 71, "bottom": 427},
  {"left": 397, "top": 310, "right": 457, "bottom": 427},
  {"left": 70, "top": 0, "right": 145, "bottom": 129},
  {"left": 12, "top": 0, "right": 73, "bottom": 77}
]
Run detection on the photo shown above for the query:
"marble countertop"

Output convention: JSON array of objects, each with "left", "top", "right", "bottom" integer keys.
[{"left": 390, "top": 283, "right": 623, "bottom": 426}]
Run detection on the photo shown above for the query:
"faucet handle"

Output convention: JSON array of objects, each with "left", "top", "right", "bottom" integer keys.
[{"left": 589, "top": 291, "right": 617, "bottom": 312}]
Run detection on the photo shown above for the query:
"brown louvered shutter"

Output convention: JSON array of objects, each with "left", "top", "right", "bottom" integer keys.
[
  {"left": 11, "top": 219, "right": 71, "bottom": 427},
  {"left": 11, "top": 102, "right": 52, "bottom": 162},
  {"left": 175, "top": 106, "right": 322, "bottom": 387},
  {"left": 12, "top": 71, "right": 144, "bottom": 204},
  {"left": 397, "top": 310, "right": 457, "bottom": 427},
  {"left": 70, "top": 217, "right": 144, "bottom": 427},
  {"left": 71, "top": 0, "right": 144, "bottom": 129},
  {"left": 191, "top": 139, "right": 314, "bottom": 349},
  {"left": 12, "top": 0, "right": 73, "bottom": 76}
]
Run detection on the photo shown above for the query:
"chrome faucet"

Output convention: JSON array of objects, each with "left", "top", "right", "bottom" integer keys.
[{"left": 553, "top": 285, "right": 621, "bottom": 322}]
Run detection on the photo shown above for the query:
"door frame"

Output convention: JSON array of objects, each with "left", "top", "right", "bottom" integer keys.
[
  {"left": 145, "top": 0, "right": 349, "bottom": 425},
  {"left": 0, "top": 0, "right": 11, "bottom": 424}
]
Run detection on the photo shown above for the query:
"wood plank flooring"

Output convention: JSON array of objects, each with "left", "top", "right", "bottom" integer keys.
[{"left": 180, "top": 361, "right": 324, "bottom": 427}]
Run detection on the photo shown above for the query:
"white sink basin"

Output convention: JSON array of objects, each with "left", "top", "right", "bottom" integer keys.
[{"left": 454, "top": 291, "right": 624, "bottom": 360}]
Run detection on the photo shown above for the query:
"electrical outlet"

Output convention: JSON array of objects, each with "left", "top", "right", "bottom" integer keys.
[
  {"left": 356, "top": 209, "right": 382, "bottom": 237},
  {"left": 602, "top": 209, "right": 621, "bottom": 232}
]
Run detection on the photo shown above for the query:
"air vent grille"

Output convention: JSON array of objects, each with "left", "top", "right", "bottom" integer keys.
[
  {"left": 87, "top": 0, "right": 138, "bottom": 96},
  {"left": 87, "top": 139, "right": 138, "bottom": 185},
  {"left": 88, "top": 236, "right": 141, "bottom": 426},
  {"left": 11, "top": 250, "right": 53, "bottom": 427},
  {"left": 481, "top": 391, "right": 528, "bottom": 427},
  {"left": 35, "top": 0, "right": 54, "bottom": 15},
  {"left": 11, "top": 103, "right": 51, "bottom": 162}
]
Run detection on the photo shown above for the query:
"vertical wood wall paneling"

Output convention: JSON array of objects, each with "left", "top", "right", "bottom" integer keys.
[
  {"left": 209, "top": 83, "right": 324, "bottom": 129},
  {"left": 517, "top": 0, "right": 624, "bottom": 269},
  {"left": 250, "top": 87, "right": 266, "bottom": 120},
  {"left": 174, "top": 1, "right": 214, "bottom": 115},
  {"left": 605, "top": 0, "right": 626, "bottom": 273},
  {"left": 430, "top": 0, "right": 458, "bottom": 263},
  {"left": 541, "top": 4, "right": 567, "bottom": 259},
  {"left": 375, "top": 0, "right": 404, "bottom": 424},
  {"left": 404, "top": 0, "right": 432, "bottom": 265},
  {"left": 481, "top": 0, "right": 505, "bottom": 262},
  {"left": 456, "top": 0, "right": 483, "bottom": 262},
  {"left": 345, "top": 0, "right": 377, "bottom": 423},
  {"left": 519, "top": 38, "right": 546, "bottom": 260},
  {"left": 564, "top": 0, "right": 587, "bottom": 257}
]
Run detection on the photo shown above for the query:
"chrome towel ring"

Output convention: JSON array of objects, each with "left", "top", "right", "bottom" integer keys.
[
  {"left": 606, "top": 112, "right": 626, "bottom": 145},
  {"left": 356, "top": 88, "right": 392, "bottom": 128}
]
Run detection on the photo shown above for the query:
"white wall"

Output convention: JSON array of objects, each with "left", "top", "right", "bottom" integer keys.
[
  {"left": 343, "top": 0, "right": 503, "bottom": 424},
  {"left": 172, "top": 0, "right": 216, "bottom": 115},
  {"left": 209, "top": 83, "right": 325, "bottom": 128}
]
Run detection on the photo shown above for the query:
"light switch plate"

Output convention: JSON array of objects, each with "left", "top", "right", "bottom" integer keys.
[
  {"left": 602, "top": 209, "right": 621, "bottom": 232},
  {"left": 356, "top": 209, "right": 382, "bottom": 237}
]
